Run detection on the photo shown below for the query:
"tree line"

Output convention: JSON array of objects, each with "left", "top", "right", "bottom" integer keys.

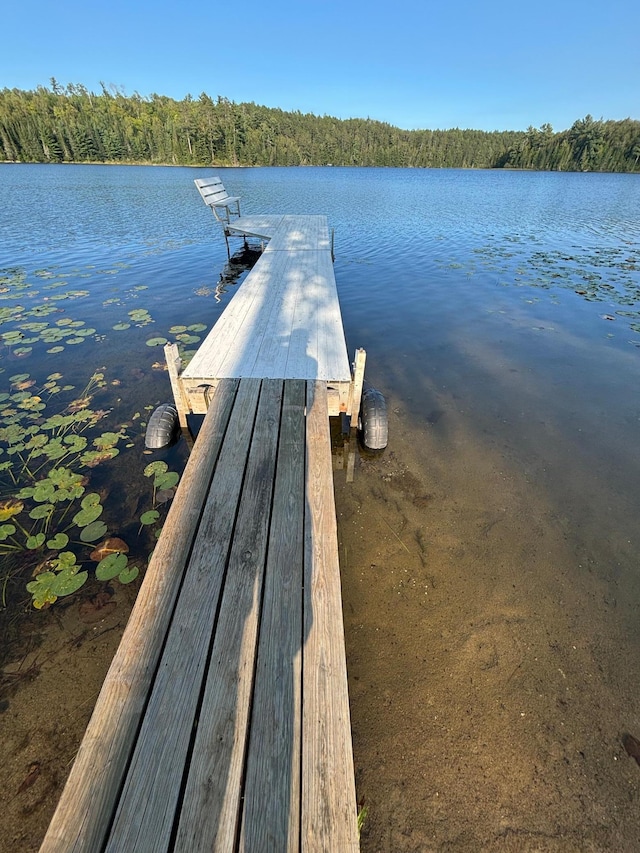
[{"left": 0, "top": 81, "right": 638, "bottom": 172}]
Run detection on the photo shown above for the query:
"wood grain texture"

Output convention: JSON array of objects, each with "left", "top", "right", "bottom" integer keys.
[
  {"left": 39, "top": 379, "right": 239, "bottom": 853},
  {"left": 173, "top": 379, "right": 284, "bottom": 851},
  {"left": 42, "top": 378, "right": 358, "bottom": 852},
  {"left": 105, "top": 378, "right": 262, "bottom": 852},
  {"left": 240, "top": 378, "right": 307, "bottom": 853},
  {"left": 302, "top": 381, "right": 359, "bottom": 852}
]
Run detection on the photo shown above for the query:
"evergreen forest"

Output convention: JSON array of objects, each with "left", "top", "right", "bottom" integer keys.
[{"left": 1, "top": 81, "right": 639, "bottom": 172}]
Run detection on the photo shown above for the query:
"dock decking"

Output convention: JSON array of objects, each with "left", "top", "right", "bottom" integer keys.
[
  {"left": 174, "top": 215, "right": 357, "bottom": 420},
  {"left": 41, "top": 379, "right": 359, "bottom": 852}
]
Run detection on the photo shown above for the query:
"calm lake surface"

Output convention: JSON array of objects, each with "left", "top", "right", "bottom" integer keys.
[{"left": 1, "top": 164, "right": 640, "bottom": 851}]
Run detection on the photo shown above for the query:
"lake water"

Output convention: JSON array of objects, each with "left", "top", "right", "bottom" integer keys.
[{"left": 1, "top": 164, "right": 640, "bottom": 851}]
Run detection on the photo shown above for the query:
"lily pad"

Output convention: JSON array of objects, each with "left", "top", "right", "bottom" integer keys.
[
  {"left": 146, "top": 337, "right": 168, "bottom": 347},
  {"left": 26, "top": 572, "right": 58, "bottom": 609},
  {"left": 26, "top": 532, "right": 46, "bottom": 549},
  {"left": 96, "top": 552, "right": 128, "bottom": 581},
  {"left": 118, "top": 565, "right": 140, "bottom": 584},
  {"left": 155, "top": 471, "right": 179, "bottom": 490},
  {"left": 79, "top": 520, "right": 108, "bottom": 542},
  {"left": 47, "top": 532, "right": 70, "bottom": 550},
  {"left": 51, "top": 551, "right": 77, "bottom": 571},
  {"left": 73, "top": 500, "right": 103, "bottom": 528},
  {"left": 0, "top": 523, "right": 17, "bottom": 541},
  {"left": 50, "top": 568, "right": 88, "bottom": 597},
  {"left": 144, "top": 461, "right": 168, "bottom": 477},
  {"left": 29, "top": 503, "right": 54, "bottom": 520},
  {"left": 139, "top": 510, "right": 160, "bottom": 526}
]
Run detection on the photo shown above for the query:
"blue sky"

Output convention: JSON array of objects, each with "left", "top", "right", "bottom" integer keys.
[{"left": 2, "top": 0, "right": 637, "bottom": 132}]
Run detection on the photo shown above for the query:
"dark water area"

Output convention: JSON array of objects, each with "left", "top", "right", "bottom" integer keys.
[{"left": 1, "top": 164, "right": 640, "bottom": 850}]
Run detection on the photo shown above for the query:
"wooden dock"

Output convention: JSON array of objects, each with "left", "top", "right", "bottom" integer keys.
[
  {"left": 169, "top": 214, "right": 364, "bottom": 423},
  {"left": 41, "top": 202, "right": 361, "bottom": 851}
]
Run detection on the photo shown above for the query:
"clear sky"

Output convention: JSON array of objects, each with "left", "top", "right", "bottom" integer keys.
[{"left": 2, "top": 0, "right": 638, "bottom": 132}]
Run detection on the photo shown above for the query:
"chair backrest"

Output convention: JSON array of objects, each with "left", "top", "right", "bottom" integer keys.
[{"left": 194, "top": 177, "right": 231, "bottom": 208}]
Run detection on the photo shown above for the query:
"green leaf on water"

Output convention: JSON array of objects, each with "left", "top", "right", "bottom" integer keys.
[
  {"left": 144, "top": 461, "right": 167, "bottom": 477},
  {"left": 26, "top": 572, "right": 58, "bottom": 609},
  {"left": 79, "top": 520, "right": 108, "bottom": 542},
  {"left": 96, "top": 552, "right": 128, "bottom": 581},
  {"left": 81, "top": 493, "right": 101, "bottom": 508},
  {"left": 118, "top": 565, "right": 139, "bottom": 584},
  {"left": 26, "top": 532, "right": 46, "bottom": 549},
  {"left": 93, "top": 432, "right": 121, "bottom": 450},
  {"left": 113, "top": 323, "right": 131, "bottom": 331},
  {"left": 47, "top": 346, "right": 65, "bottom": 353},
  {"left": 29, "top": 503, "right": 54, "bottom": 520},
  {"left": 50, "top": 569, "right": 88, "bottom": 597},
  {"left": 46, "top": 532, "right": 69, "bottom": 550},
  {"left": 146, "top": 337, "right": 168, "bottom": 347},
  {"left": 0, "top": 524, "right": 17, "bottom": 541},
  {"left": 32, "top": 481, "right": 56, "bottom": 502},
  {"left": 73, "top": 501, "right": 103, "bottom": 527},
  {"left": 155, "top": 471, "right": 179, "bottom": 490},
  {"left": 51, "top": 551, "right": 77, "bottom": 571},
  {"left": 139, "top": 510, "right": 160, "bottom": 526}
]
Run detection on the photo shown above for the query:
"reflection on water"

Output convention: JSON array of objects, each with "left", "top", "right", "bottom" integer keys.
[{"left": 1, "top": 165, "right": 640, "bottom": 850}]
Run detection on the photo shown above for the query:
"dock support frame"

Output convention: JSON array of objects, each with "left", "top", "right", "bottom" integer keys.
[
  {"left": 165, "top": 343, "right": 190, "bottom": 430},
  {"left": 347, "top": 348, "right": 367, "bottom": 428}
]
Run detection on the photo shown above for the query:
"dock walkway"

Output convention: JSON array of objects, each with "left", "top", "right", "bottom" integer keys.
[
  {"left": 173, "top": 215, "right": 358, "bottom": 421},
  {"left": 41, "top": 208, "right": 360, "bottom": 851}
]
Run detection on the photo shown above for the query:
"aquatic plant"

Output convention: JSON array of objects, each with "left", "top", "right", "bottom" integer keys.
[
  {"left": 0, "top": 267, "right": 100, "bottom": 358},
  {"left": 138, "top": 460, "right": 180, "bottom": 539},
  {"left": 0, "top": 266, "right": 193, "bottom": 609},
  {"left": 0, "top": 369, "right": 143, "bottom": 608}
]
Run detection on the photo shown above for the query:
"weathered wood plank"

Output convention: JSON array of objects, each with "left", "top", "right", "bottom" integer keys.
[
  {"left": 240, "top": 378, "right": 307, "bottom": 852},
  {"left": 173, "top": 379, "right": 284, "bottom": 852},
  {"left": 302, "top": 381, "right": 359, "bottom": 851},
  {"left": 104, "top": 378, "right": 262, "bottom": 852},
  {"left": 39, "top": 379, "right": 240, "bottom": 853}
]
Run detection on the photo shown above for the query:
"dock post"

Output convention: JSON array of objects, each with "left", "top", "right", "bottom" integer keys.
[
  {"left": 348, "top": 348, "right": 367, "bottom": 428},
  {"left": 164, "top": 343, "right": 190, "bottom": 429}
]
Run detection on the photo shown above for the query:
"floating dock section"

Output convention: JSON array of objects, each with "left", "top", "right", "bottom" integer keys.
[{"left": 167, "top": 213, "right": 365, "bottom": 425}]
